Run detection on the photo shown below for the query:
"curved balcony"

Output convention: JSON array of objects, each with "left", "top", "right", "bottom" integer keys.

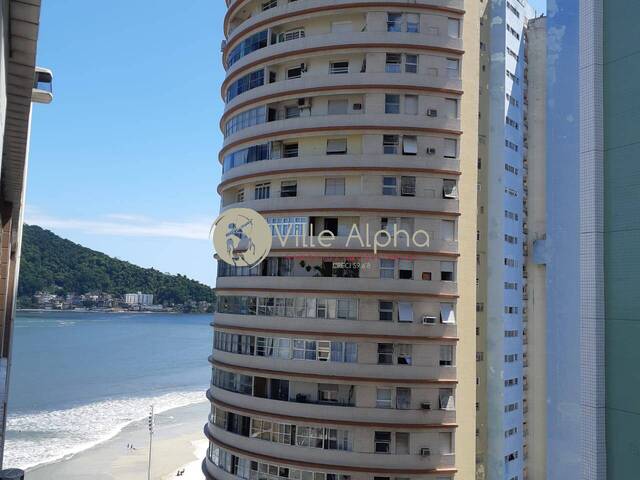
[
  {"left": 224, "top": 27, "right": 462, "bottom": 77},
  {"left": 225, "top": 0, "right": 466, "bottom": 38},
  {"left": 224, "top": 72, "right": 462, "bottom": 115},
  {"left": 211, "top": 349, "right": 457, "bottom": 382},
  {"left": 216, "top": 273, "right": 457, "bottom": 298},
  {"left": 210, "top": 386, "right": 457, "bottom": 426},
  {"left": 220, "top": 154, "right": 461, "bottom": 186},
  {"left": 206, "top": 424, "right": 456, "bottom": 472},
  {"left": 223, "top": 31, "right": 462, "bottom": 93},
  {"left": 213, "top": 313, "right": 459, "bottom": 341},
  {"left": 222, "top": 113, "right": 460, "bottom": 150},
  {"left": 220, "top": 193, "right": 459, "bottom": 217}
]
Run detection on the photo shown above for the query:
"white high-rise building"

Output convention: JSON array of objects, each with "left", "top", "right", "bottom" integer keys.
[{"left": 475, "top": 1, "right": 539, "bottom": 479}]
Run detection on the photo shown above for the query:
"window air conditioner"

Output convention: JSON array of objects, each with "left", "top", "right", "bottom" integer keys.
[
  {"left": 422, "top": 315, "right": 437, "bottom": 325},
  {"left": 426, "top": 147, "right": 437, "bottom": 155},
  {"left": 420, "top": 447, "right": 431, "bottom": 457},
  {"left": 420, "top": 402, "right": 432, "bottom": 410},
  {"left": 427, "top": 109, "right": 438, "bottom": 117}
]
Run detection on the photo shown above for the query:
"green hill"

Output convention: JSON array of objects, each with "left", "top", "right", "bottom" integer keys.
[{"left": 17, "top": 224, "right": 214, "bottom": 306}]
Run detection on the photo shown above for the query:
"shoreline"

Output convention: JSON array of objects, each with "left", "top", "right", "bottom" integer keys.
[{"left": 25, "top": 400, "right": 209, "bottom": 480}]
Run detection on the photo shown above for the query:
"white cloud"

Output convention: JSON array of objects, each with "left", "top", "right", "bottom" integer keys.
[{"left": 25, "top": 208, "right": 213, "bottom": 241}]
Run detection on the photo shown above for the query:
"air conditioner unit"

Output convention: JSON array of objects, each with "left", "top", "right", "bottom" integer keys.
[
  {"left": 420, "top": 447, "right": 431, "bottom": 457},
  {"left": 420, "top": 402, "right": 432, "bottom": 410},
  {"left": 352, "top": 103, "right": 363, "bottom": 110},
  {"left": 427, "top": 109, "right": 438, "bottom": 117},
  {"left": 422, "top": 315, "right": 437, "bottom": 325},
  {"left": 426, "top": 147, "right": 437, "bottom": 155}
]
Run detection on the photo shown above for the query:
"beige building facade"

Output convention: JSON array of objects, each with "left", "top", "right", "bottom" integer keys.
[{"left": 205, "top": 0, "right": 479, "bottom": 478}]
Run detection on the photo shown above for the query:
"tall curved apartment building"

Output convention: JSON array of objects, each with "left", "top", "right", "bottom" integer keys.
[{"left": 205, "top": 1, "right": 479, "bottom": 479}]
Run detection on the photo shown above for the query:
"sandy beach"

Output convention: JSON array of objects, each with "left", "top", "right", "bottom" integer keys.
[{"left": 26, "top": 400, "right": 209, "bottom": 480}]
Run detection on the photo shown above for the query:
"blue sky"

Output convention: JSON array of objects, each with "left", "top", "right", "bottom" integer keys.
[
  {"left": 26, "top": 0, "right": 546, "bottom": 288},
  {"left": 27, "top": 0, "right": 228, "bottom": 286}
]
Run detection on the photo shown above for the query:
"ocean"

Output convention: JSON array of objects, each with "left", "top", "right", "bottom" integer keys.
[{"left": 4, "top": 310, "right": 212, "bottom": 470}]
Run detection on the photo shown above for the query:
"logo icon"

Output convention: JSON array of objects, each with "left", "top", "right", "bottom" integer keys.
[{"left": 211, "top": 208, "right": 272, "bottom": 267}]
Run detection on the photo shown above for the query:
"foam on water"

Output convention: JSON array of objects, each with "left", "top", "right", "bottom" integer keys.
[{"left": 4, "top": 390, "right": 205, "bottom": 471}]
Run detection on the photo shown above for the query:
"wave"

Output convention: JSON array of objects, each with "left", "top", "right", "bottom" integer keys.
[{"left": 4, "top": 390, "right": 205, "bottom": 471}]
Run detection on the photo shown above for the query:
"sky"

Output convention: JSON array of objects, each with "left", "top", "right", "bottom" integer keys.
[
  {"left": 26, "top": 0, "right": 228, "bottom": 286},
  {"left": 25, "top": 0, "right": 546, "bottom": 288}
]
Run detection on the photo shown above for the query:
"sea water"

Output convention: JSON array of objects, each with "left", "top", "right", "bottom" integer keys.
[{"left": 4, "top": 310, "right": 212, "bottom": 470}]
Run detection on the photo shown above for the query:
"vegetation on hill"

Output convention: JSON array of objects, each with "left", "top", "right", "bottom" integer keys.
[{"left": 18, "top": 224, "right": 215, "bottom": 306}]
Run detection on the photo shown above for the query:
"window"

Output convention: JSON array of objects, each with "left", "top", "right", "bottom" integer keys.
[
  {"left": 278, "top": 28, "right": 305, "bottom": 43},
  {"left": 267, "top": 216, "right": 308, "bottom": 237},
  {"left": 448, "top": 18, "right": 460, "bottom": 38},
  {"left": 379, "top": 301, "right": 394, "bottom": 321},
  {"left": 440, "top": 303, "right": 455, "bottom": 324},
  {"left": 255, "top": 183, "right": 271, "bottom": 200},
  {"left": 224, "top": 105, "right": 267, "bottom": 137},
  {"left": 285, "top": 106, "right": 300, "bottom": 118},
  {"left": 440, "top": 261, "right": 454, "bottom": 281},
  {"left": 397, "top": 344, "right": 412, "bottom": 365},
  {"left": 330, "top": 62, "right": 349, "bottom": 74},
  {"left": 400, "top": 176, "right": 416, "bottom": 196},
  {"left": 440, "top": 345, "right": 454, "bottom": 366},
  {"left": 404, "top": 95, "right": 418, "bottom": 115},
  {"left": 318, "top": 384, "right": 339, "bottom": 403},
  {"left": 402, "top": 54, "right": 417, "bottom": 74},
  {"left": 383, "top": 135, "right": 399, "bottom": 154},
  {"left": 262, "top": 0, "right": 277, "bottom": 11},
  {"left": 387, "top": 12, "right": 402, "bottom": 32},
  {"left": 377, "top": 343, "right": 393, "bottom": 364},
  {"left": 380, "top": 259, "right": 395, "bottom": 279},
  {"left": 280, "top": 181, "right": 297, "bottom": 197},
  {"left": 283, "top": 143, "right": 299, "bottom": 158},
  {"left": 382, "top": 177, "right": 398, "bottom": 196},
  {"left": 376, "top": 388, "right": 392, "bottom": 408},
  {"left": 227, "top": 30, "right": 269, "bottom": 67},
  {"left": 326, "top": 138, "right": 347, "bottom": 155},
  {"left": 406, "top": 13, "right": 419, "bottom": 32},
  {"left": 385, "top": 54, "right": 402, "bottom": 73},
  {"left": 445, "top": 98, "right": 458, "bottom": 119},
  {"left": 226, "top": 69, "right": 265, "bottom": 102},
  {"left": 385, "top": 94, "right": 400, "bottom": 114},
  {"left": 328, "top": 99, "right": 349, "bottom": 115},
  {"left": 446, "top": 58, "right": 460, "bottom": 79},
  {"left": 443, "top": 179, "right": 458, "bottom": 199},
  {"left": 396, "top": 432, "right": 410, "bottom": 454},
  {"left": 331, "top": 21, "right": 353, "bottom": 33},
  {"left": 236, "top": 189, "right": 245, "bottom": 203},
  {"left": 396, "top": 387, "right": 411, "bottom": 409},
  {"left": 398, "top": 302, "right": 413, "bottom": 322},
  {"left": 444, "top": 138, "right": 458, "bottom": 158},
  {"left": 441, "top": 220, "right": 455, "bottom": 241},
  {"left": 398, "top": 260, "right": 413, "bottom": 279},
  {"left": 325, "top": 178, "right": 346, "bottom": 195},
  {"left": 402, "top": 135, "right": 418, "bottom": 155},
  {"left": 286, "top": 66, "right": 302, "bottom": 79},
  {"left": 439, "top": 388, "right": 455, "bottom": 410},
  {"left": 374, "top": 432, "right": 391, "bottom": 453},
  {"left": 440, "top": 432, "right": 453, "bottom": 455}
]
